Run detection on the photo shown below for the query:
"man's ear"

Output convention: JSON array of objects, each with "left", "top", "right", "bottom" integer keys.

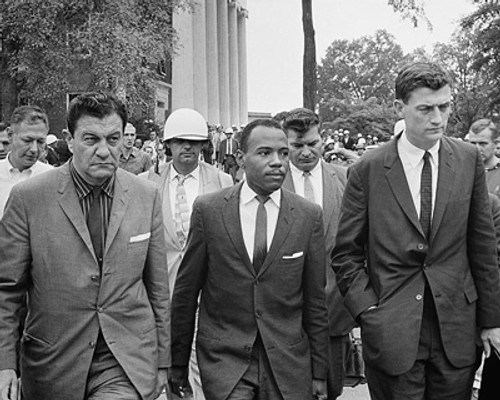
[
  {"left": 7, "top": 127, "right": 14, "bottom": 143},
  {"left": 394, "top": 99, "right": 404, "bottom": 118},
  {"left": 236, "top": 149, "right": 244, "bottom": 168}
]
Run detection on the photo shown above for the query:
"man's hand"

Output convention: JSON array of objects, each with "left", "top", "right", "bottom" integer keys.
[
  {"left": 0, "top": 369, "right": 18, "bottom": 400},
  {"left": 167, "top": 366, "right": 188, "bottom": 398},
  {"left": 481, "top": 327, "right": 500, "bottom": 358},
  {"left": 154, "top": 368, "right": 170, "bottom": 399},
  {"left": 312, "top": 378, "right": 327, "bottom": 400}
]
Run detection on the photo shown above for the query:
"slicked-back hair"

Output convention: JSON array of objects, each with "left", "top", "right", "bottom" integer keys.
[
  {"left": 469, "top": 118, "right": 499, "bottom": 141},
  {"left": 67, "top": 92, "right": 127, "bottom": 136},
  {"left": 10, "top": 106, "right": 49, "bottom": 130},
  {"left": 282, "top": 108, "right": 320, "bottom": 137},
  {"left": 395, "top": 62, "right": 453, "bottom": 104},
  {"left": 240, "top": 119, "right": 285, "bottom": 153}
]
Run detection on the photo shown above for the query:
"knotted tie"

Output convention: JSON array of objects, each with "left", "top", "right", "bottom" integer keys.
[
  {"left": 420, "top": 151, "right": 432, "bottom": 240},
  {"left": 88, "top": 187, "right": 103, "bottom": 265},
  {"left": 303, "top": 171, "right": 315, "bottom": 203},
  {"left": 175, "top": 174, "right": 190, "bottom": 247},
  {"left": 253, "top": 195, "right": 269, "bottom": 274}
]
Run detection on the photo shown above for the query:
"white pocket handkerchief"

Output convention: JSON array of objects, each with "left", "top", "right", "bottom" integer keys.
[
  {"left": 129, "top": 232, "right": 151, "bottom": 243},
  {"left": 282, "top": 251, "right": 303, "bottom": 260}
]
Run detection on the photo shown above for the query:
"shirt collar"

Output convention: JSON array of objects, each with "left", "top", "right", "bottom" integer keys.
[
  {"left": 289, "top": 159, "right": 322, "bottom": 178},
  {"left": 170, "top": 163, "right": 200, "bottom": 182},
  {"left": 240, "top": 181, "right": 281, "bottom": 208},
  {"left": 69, "top": 159, "right": 115, "bottom": 199},
  {"left": 400, "top": 131, "right": 440, "bottom": 168},
  {"left": 6, "top": 153, "right": 34, "bottom": 175}
]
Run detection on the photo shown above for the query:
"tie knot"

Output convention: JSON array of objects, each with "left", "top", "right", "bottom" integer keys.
[
  {"left": 303, "top": 171, "right": 312, "bottom": 178},
  {"left": 423, "top": 151, "right": 431, "bottom": 162},
  {"left": 256, "top": 195, "right": 269, "bottom": 205},
  {"left": 177, "top": 174, "right": 189, "bottom": 184},
  {"left": 91, "top": 186, "right": 102, "bottom": 201}
]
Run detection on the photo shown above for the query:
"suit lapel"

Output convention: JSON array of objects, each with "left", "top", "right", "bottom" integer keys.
[
  {"left": 104, "top": 170, "right": 130, "bottom": 254},
  {"left": 384, "top": 139, "right": 424, "bottom": 236},
  {"left": 430, "top": 139, "right": 455, "bottom": 242},
  {"left": 57, "top": 165, "right": 95, "bottom": 259},
  {"left": 199, "top": 162, "right": 220, "bottom": 194},
  {"left": 321, "top": 162, "right": 338, "bottom": 233},
  {"left": 259, "top": 190, "right": 294, "bottom": 276},
  {"left": 222, "top": 183, "right": 254, "bottom": 274},
  {"left": 282, "top": 171, "right": 295, "bottom": 193}
]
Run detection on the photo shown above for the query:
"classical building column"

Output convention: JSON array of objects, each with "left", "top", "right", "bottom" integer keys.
[
  {"left": 228, "top": 1, "right": 240, "bottom": 127},
  {"left": 217, "top": 0, "right": 231, "bottom": 128},
  {"left": 172, "top": 8, "right": 195, "bottom": 110},
  {"left": 206, "top": 0, "right": 220, "bottom": 125},
  {"left": 237, "top": 3, "right": 248, "bottom": 125},
  {"left": 192, "top": 1, "right": 208, "bottom": 119}
]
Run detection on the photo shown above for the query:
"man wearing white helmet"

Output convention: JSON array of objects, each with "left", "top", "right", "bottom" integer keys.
[
  {"left": 119, "top": 122, "right": 152, "bottom": 174},
  {"left": 146, "top": 108, "right": 232, "bottom": 400}
]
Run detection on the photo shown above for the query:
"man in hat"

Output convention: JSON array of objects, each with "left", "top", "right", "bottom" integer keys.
[
  {"left": 218, "top": 127, "right": 240, "bottom": 182},
  {"left": 146, "top": 108, "right": 232, "bottom": 400},
  {"left": 119, "top": 122, "right": 153, "bottom": 174}
]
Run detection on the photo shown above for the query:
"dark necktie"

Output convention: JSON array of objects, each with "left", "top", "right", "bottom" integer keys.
[
  {"left": 253, "top": 195, "right": 269, "bottom": 274},
  {"left": 88, "top": 187, "right": 103, "bottom": 265},
  {"left": 420, "top": 151, "right": 432, "bottom": 240}
]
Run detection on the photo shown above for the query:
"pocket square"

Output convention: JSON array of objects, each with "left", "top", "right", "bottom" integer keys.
[
  {"left": 282, "top": 251, "right": 303, "bottom": 260},
  {"left": 129, "top": 232, "right": 151, "bottom": 243}
]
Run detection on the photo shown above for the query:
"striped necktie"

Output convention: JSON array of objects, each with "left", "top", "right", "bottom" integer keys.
[
  {"left": 303, "top": 171, "right": 315, "bottom": 203},
  {"left": 420, "top": 151, "right": 432, "bottom": 240},
  {"left": 174, "top": 174, "right": 191, "bottom": 247}
]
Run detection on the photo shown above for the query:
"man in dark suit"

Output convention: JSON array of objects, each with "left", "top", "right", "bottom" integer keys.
[
  {"left": 332, "top": 62, "right": 500, "bottom": 399},
  {"left": 218, "top": 127, "right": 239, "bottom": 182},
  {"left": 0, "top": 92, "right": 170, "bottom": 400},
  {"left": 281, "top": 108, "right": 355, "bottom": 400},
  {"left": 169, "top": 118, "right": 329, "bottom": 400}
]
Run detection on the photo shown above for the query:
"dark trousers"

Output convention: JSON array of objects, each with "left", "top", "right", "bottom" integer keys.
[
  {"left": 223, "top": 155, "right": 238, "bottom": 183},
  {"left": 327, "top": 334, "right": 350, "bottom": 400},
  {"left": 227, "top": 336, "right": 284, "bottom": 400},
  {"left": 366, "top": 290, "right": 476, "bottom": 400},
  {"left": 479, "top": 354, "right": 500, "bottom": 399}
]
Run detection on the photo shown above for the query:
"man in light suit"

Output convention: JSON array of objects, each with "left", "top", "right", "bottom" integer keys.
[
  {"left": 332, "top": 62, "right": 500, "bottom": 399},
  {"left": 145, "top": 108, "right": 232, "bottom": 400},
  {"left": 282, "top": 108, "right": 355, "bottom": 400},
  {"left": 0, "top": 92, "right": 170, "bottom": 400},
  {"left": 169, "top": 118, "right": 329, "bottom": 400}
]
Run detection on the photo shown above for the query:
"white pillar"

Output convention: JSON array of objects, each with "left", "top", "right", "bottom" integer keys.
[
  {"left": 193, "top": 1, "right": 208, "bottom": 119},
  {"left": 217, "top": 0, "right": 231, "bottom": 128},
  {"left": 228, "top": 1, "right": 240, "bottom": 127},
  {"left": 206, "top": 0, "right": 220, "bottom": 124},
  {"left": 237, "top": 4, "right": 248, "bottom": 125},
  {"left": 172, "top": 8, "right": 194, "bottom": 109}
]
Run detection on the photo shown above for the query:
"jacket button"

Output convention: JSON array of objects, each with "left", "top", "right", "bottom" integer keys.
[
  {"left": 244, "top": 345, "right": 252, "bottom": 352},
  {"left": 89, "top": 341, "right": 95, "bottom": 348},
  {"left": 91, "top": 275, "right": 99, "bottom": 282},
  {"left": 415, "top": 294, "right": 423, "bottom": 301},
  {"left": 255, "top": 310, "right": 261, "bottom": 318},
  {"left": 417, "top": 243, "right": 424, "bottom": 250},
  {"left": 98, "top": 307, "right": 104, "bottom": 313}
]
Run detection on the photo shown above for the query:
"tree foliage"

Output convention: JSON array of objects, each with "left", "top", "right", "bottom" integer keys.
[{"left": 0, "top": 0, "right": 193, "bottom": 119}]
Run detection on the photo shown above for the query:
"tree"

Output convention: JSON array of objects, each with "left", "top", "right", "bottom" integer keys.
[
  {"left": 0, "top": 0, "right": 193, "bottom": 121},
  {"left": 302, "top": 0, "right": 317, "bottom": 110}
]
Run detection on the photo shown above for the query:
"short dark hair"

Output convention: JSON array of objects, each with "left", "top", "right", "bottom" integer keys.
[
  {"left": 282, "top": 108, "right": 320, "bottom": 137},
  {"left": 395, "top": 62, "right": 453, "bottom": 104},
  {"left": 469, "top": 118, "right": 499, "bottom": 141},
  {"left": 240, "top": 119, "right": 284, "bottom": 153},
  {"left": 10, "top": 106, "right": 49, "bottom": 129},
  {"left": 0, "top": 122, "right": 9, "bottom": 132},
  {"left": 67, "top": 92, "right": 127, "bottom": 136}
]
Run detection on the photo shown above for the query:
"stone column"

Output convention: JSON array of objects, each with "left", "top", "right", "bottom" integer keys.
[
  {"left": 172, "top": 8, "right": 194, "bottom": 109},
  {"left": 192, "top": 1, "right": 208, "bottom": 119},
  {"left": 228, "top": 1, "right": 240, "bottom": 127},
  {"left": 206, "top": 0, "right": 220, "bottom": 125},
  {"left": 237, "top": 4, "right": 248, "bottom": 125},
  {"left": 217, "top": 0, "right": 231, "bottom": 128}
]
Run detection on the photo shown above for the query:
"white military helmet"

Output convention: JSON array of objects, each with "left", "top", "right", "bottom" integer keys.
[{"left": 163, "top": 108, "right": 208, "bottom": 141}]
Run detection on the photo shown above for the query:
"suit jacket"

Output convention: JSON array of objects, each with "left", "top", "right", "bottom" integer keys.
[
  {"left": 217, "top": 138, "right": 239, "bottom": 164},
  {"left": 146, "top": 161, "right": 233, "bottom": 293},
  {"left": 171, "top": 184, "right": 329, "bottom": 400},
  {"left": 332, "top": 136, "right": 500, "bottom": 376},
  {"left": 0, "top": 164, "right": 170, "bottom": 400},
  {"left": 283, "top": 161, "right": 355, "bottom": 336}
]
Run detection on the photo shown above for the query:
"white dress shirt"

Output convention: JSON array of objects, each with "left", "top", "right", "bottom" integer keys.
[
  {"left": 0, "top": 155, "right": 52, "bottom": 218},
  {"left": 239, "top": 181, "right": 281, "bottom": 262},
  {"left": 168, "top": 164, "right": 201, "bottom": 219},
  {"left": 397, "top": 132, "right": 439, "bottom": 219},
  {"left": 289, "top": 161, "right": 323, "bottom": 208}
]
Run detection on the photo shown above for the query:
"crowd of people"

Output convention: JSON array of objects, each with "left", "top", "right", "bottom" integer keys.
[{"left": 0, "top": 61, "right": 500, "bottom": 400}]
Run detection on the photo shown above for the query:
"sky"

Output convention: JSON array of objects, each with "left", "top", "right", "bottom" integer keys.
[{"left": 246, "top": 0, "right": 477, "bottom": 115}]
